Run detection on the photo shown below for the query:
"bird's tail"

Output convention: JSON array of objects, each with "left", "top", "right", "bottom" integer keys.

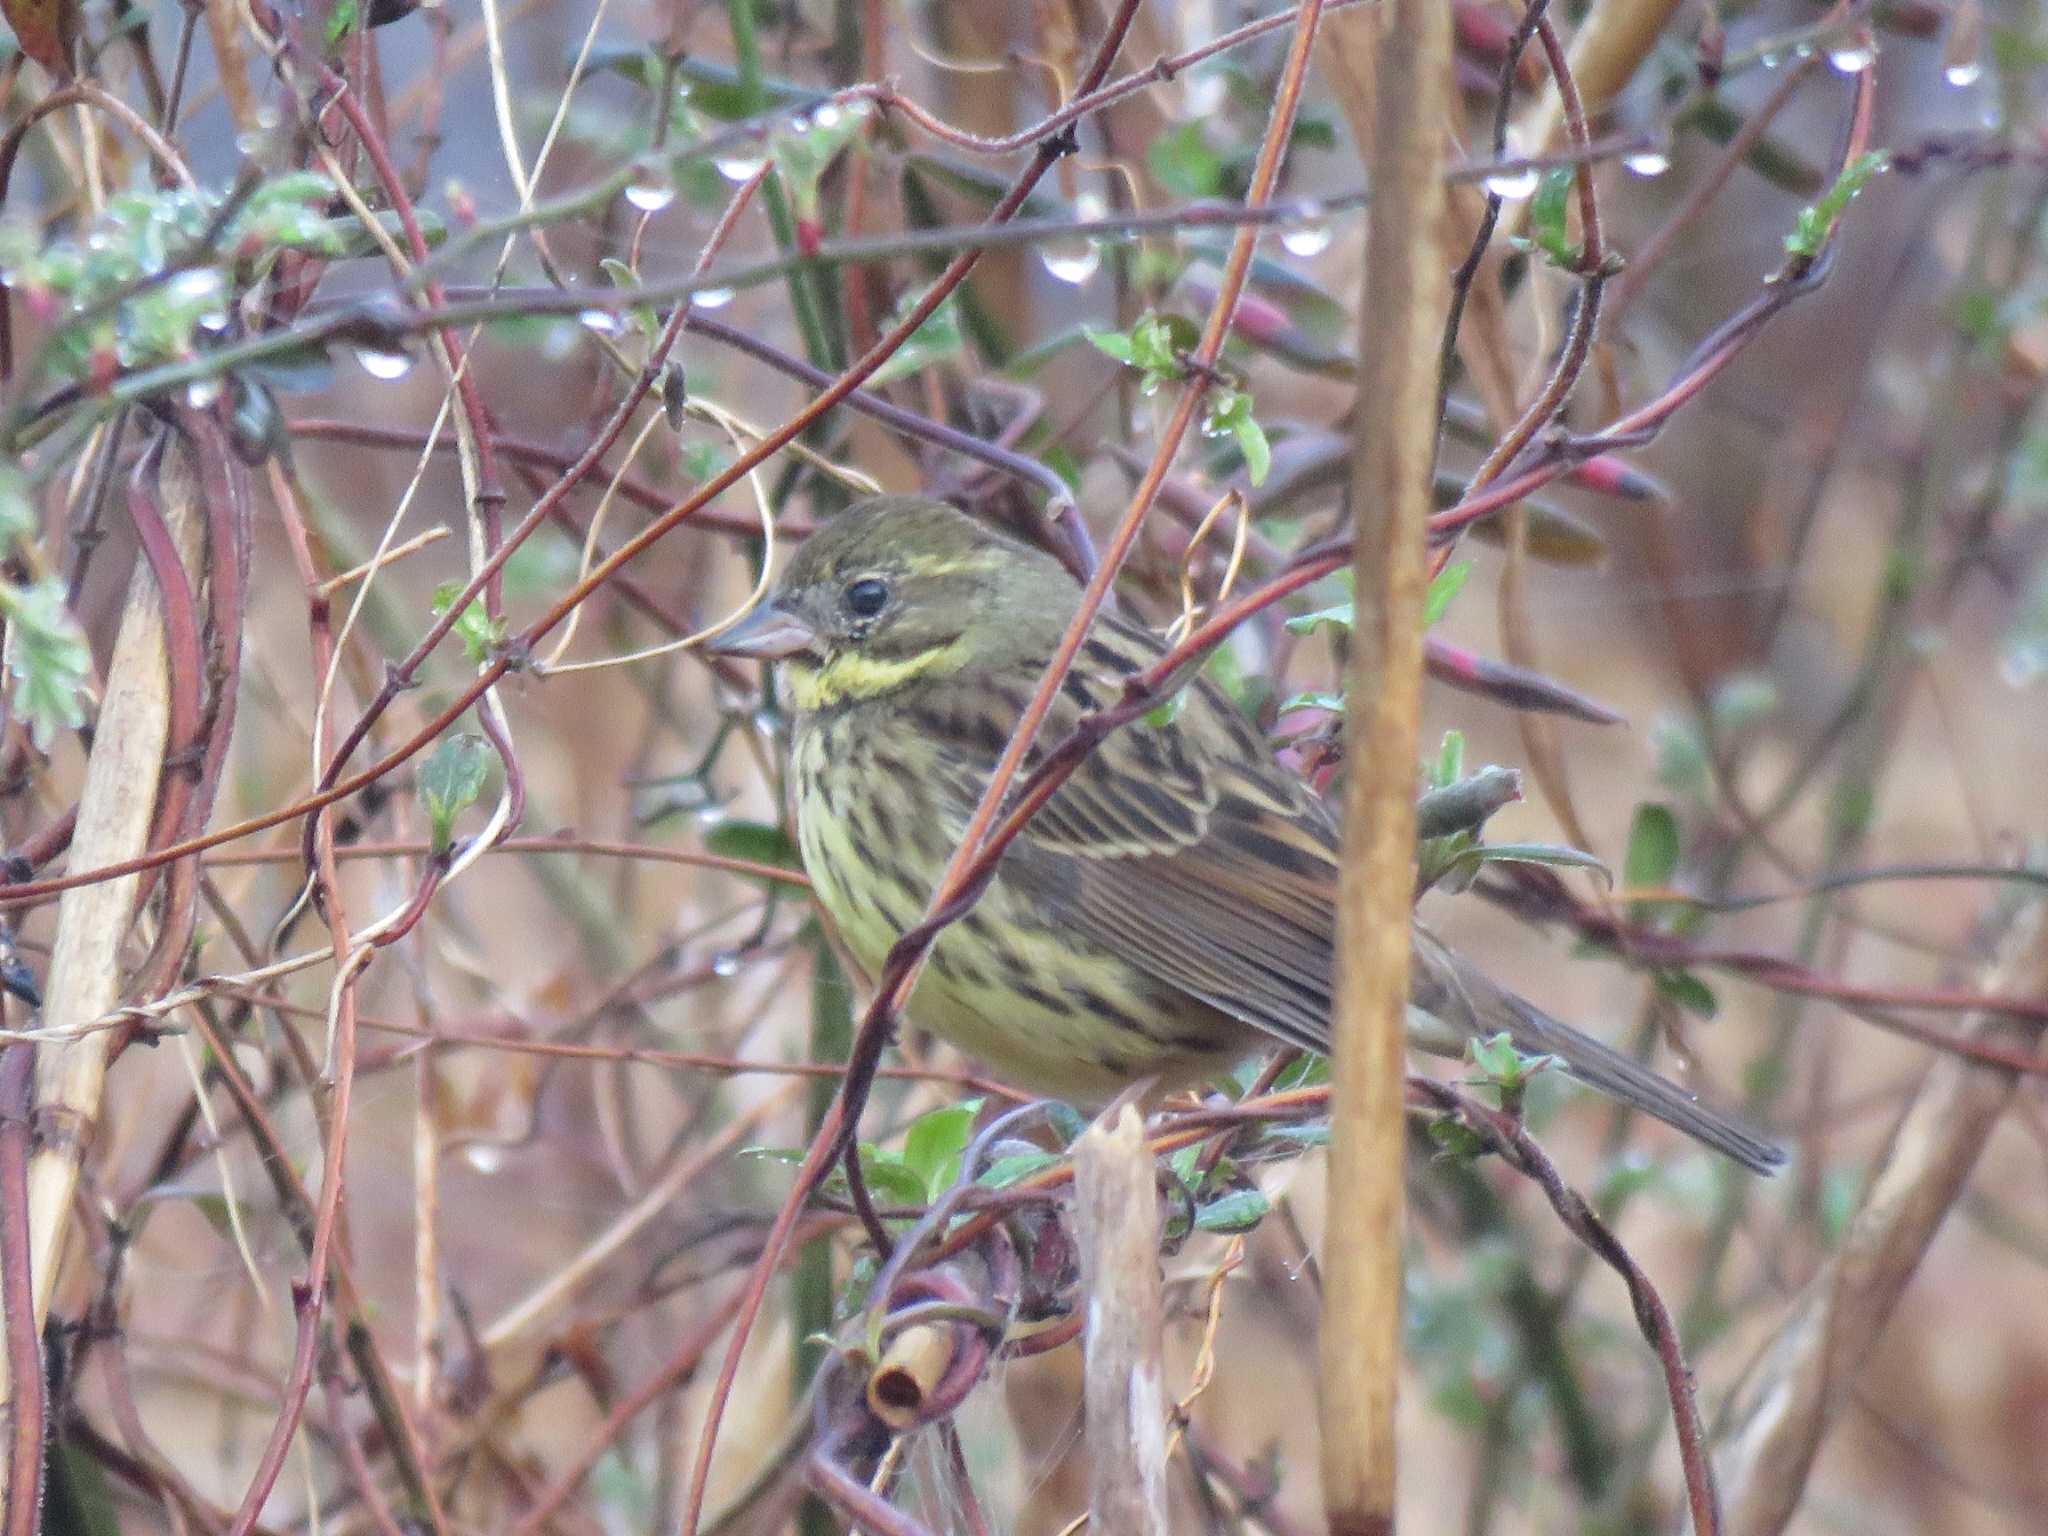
[{"left": 1408, "top": 928, "right": 1784, "bottom": 1175}]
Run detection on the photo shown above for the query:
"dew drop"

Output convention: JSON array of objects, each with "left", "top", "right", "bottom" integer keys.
[
  {"left": 1484, "top": 131, "right": 1539, "bottom": 201},
  {"left": 787, "top": 115, "right": 812, "bottom": 138},
  {"left": 714, "top": 148, "right": 768, "bottom": 183},
  {"left": 185, "top": 376, "right": 223, "bottom": 409},
  {"left": 1182, "top": 70, "right": 1227, "bottom": 117},
  {"left": 578, "top": 308, "right": 621, "bottom": 335},
  {"left": 169, "top": 268, "right": 225, "bottom": 308},
  {"left": 813, "top": 102, "right": 844, "bottom": 131},
  {"left": 711, "top": 949, "right": 743, "bottom": 978},
  {"left": 624, "top": 161, "right": 676, "bottom": 213},
  {"left": 1826, "top": 43, "right": 1875, "bottom": 75},
  {"left": 1040, "top": 238, "right": 1100, "bottom": 285},
  {"left": 1040, "top": 189, "right": 1106, "bottom": 286},
  {"left": 354, "top": 345, "right": 414, "bottom": 381},
  {"left": 1944, "top": 60, "right": 1983, "bottom": 87},
  {"left": 693, "top": 286, "right": 735, "bottom": 311},
  {"left": 1624, "top": 151, "right": 1671, "bottom": 179},
  {"left": 465, "top": 1143, "right": 505, "bottom": 1175},
  {"left": 1484, "top": 164, "right": 1539, "bottom": 201},
  {"left": 1280, "top": 202, "right": 1332, "bottom": 258}
]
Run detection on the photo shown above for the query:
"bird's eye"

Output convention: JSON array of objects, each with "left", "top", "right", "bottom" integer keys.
[{"left": 843, "top": 577, "right": 890, "bottom": 618}]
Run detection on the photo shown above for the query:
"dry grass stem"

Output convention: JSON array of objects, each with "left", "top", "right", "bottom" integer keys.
[
  {"left": 1716, "top": 896, "right": 2048, "bottom": 1535},
  {"left": 14, "top": 448, "right": 198, "bottom": 1352}
]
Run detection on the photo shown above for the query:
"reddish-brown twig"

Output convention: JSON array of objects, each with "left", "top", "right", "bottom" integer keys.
[{"left": 1411, "top": 1078, "right": 1721, "bottom": 1535}]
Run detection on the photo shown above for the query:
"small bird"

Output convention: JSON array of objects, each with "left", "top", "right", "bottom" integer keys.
[{"left": 711, "top": 495, "right": 1782, "bottom": 1174}]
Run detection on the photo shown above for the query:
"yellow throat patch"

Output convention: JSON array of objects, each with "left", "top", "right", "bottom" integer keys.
[{"left": 786, "top": 635, "right": 971, "bottom": 711}]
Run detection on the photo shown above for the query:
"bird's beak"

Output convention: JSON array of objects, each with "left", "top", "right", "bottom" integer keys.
[{"left": 706, "top": 600, "right": 817, "bottom": 660}]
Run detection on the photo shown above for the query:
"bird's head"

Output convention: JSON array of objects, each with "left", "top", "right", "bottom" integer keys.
[{"left": 708, "top": 495, "right": 1077, "bottom": 710}]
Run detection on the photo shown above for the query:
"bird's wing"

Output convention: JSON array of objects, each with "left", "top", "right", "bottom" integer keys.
[
  {"left": 984, "top": 618, "right": 1344, "bottom": 1057},
  {"left": 909, "top": 622, "right": 1786, "bottom": 1172}
]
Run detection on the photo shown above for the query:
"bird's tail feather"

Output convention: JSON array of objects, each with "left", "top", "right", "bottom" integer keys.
[{"left": 1408, "top": 930, "right": 1784, "bottom": 1175}]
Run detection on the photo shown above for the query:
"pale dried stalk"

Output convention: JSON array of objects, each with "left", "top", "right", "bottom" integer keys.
[
  {"left": 1074, "top": 1103, "right": 1170, "bottom": 1536},
  {"left": 1, "top": 452, "right": 196, "bottom": 1421},
  {"left": 866, "top": 1325, "right": 953, "bottom": 1433},
  {"left": 1322, "top": 0, "right": 1454, "bottom": 1530},
  {"left": 1715, "top": 897, "right": 2048, "bottom": 1535},
  {"left": 1314, "top": 5, "right": 1379, "bottom": 155},
  {"left": 1516, "top": 0, "right": 1685, "bottom": 155}
]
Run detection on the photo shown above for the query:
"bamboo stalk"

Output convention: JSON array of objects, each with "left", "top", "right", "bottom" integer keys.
[
  {"left": 1321, "top": 0, "right": 1454, "bottom": 1530},
  {"left": 0, "top": 443, "right": 196, "bottom": 1504},
  {"left": 1074, "top": 1103, "right": 1170, "bottom": 1536}
]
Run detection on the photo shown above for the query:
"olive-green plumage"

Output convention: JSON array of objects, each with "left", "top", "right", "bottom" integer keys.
[{"left": 713, "top": 495, "right": 1781, "bottom": 1174}]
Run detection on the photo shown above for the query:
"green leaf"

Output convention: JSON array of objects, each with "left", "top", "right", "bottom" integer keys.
[
  {"left": 324, "top": 0, "right": 362, "bottom": 51},
  {"left": 0, "top": 462, "right": 35, "bottom": 546},
  {"left": 1279, "top": 690, "right": 1344, "bottom": 715},
  {"left": 768, "top": 101, "right": 866, "bottom": 221},
  {"left": 1468, "top": 1031, "right": 1527, "bottom": 1088},
  {"left": 1424, "top": 561, "right": 1472, "bottom": 626},
  {"left": 1435, "top": 730, "right": 1466, "bottom": 788},
  {"left": 1427, "top": 1116, "right": 1486, "bottom": 1161},
  {"left": 1623, "top": 802, "right": 1681, "bottom": 891},
  {"left": 1205, "top": 387, "right": 1271, "bottom": 485},
  {"left": 0, "top": 577, "right": 91, "bottom": 748},
  {"left": 978, "top": 1150, "right": 1060, "bottom": 1188},
  {"left": 1143, "top": 686, "right": 1189, "bottom": 729},
  {"left": 1148, "top": 121, "right": 1225, "bottom": 198},
  {"left": 48, "top": 1441, "right": 124, "bottom": 1536},
  {"left": 1467, "top": 1032, "right": 1556, "bottom": 1116},
  {"left": 1653, "top": 969, "right": 1719, "bottom": 1019},
  {"left": 855, "top": 1148, "right": 933, "bottom": 1210},
  {"left": 1093, "top": 311, "right": 1184, "bottom": 384},
  {"left": 599, "top": 255, "right": 659, "bottom": 339},
  {"left": 430, "top": 581, "right": 506, "bottom": 666},
  {"left": 1710, "top": 673, "right": 1778, "bottom": 737},
  {"left": 704, "top": 818, "right": 802, "bottom": 872},
  {"left": 1083, "top": 325, "right": 1137, "bottom": 365},
  {"left": 1285, "top": 600, "right": 1353, "bottom": 637},
  {"left": 1193, "top": 1187, "right": 1271, "bottom": 1233},
  {"left": 1269, "top": 1052, "right": 1329, "bottom": 1092},
  {"left": 1525, "top": 167, "right": 1579, "bottom": 267},
  {"left": 1817, "top": 1164, "right": 1863, "bottom": 1248},
  {"left": 868, "top": 289, "right": 965, "bottom": 385},
  {"left": 1954, "top": 287, "right": 2008, "bottom": 349},
  {"left": 1043, "top": 1101, "right": 1088, "bottom": 1145},
  {"left": 1447, "top": 842, "right": 1612, "bottom": 886},
  {"left": 1651, "top": 715, "right": 1710, "bottom": 798},
  {"left": 419, "top": 733, "right": 492, "bottom": 853},
  {"left": 901, "top": 1099, "right": 981, "bottom": 1199},
  {"left": 1783, "top": 150, "right": 1890, "bottom": 259},
  {"left": 1261, "top": 1122, "right": 1330, "bottom": 1148}
]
